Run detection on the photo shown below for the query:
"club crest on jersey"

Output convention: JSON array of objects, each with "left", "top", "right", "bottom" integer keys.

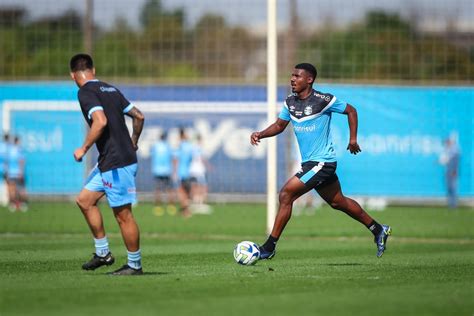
[{"left": 304, "top": 106, "right": 313, "bottom": 115}]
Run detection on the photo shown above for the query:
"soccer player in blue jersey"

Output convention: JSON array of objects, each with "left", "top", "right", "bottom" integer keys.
[
  {"left": 251, "top": 63, "right": 391, "bottom": 259},
  {"left": 151, "top": 131, "right": 176, "bottom": 214},
  {"left": 0, "top": 134, "right": 10, "bottom": 207},
  {"left": 70, "top": 53, "right": 145, "bottom": 275},
  {"left": 6, "top": 136, "right": 27, "bottom": 212},
  {"left": 174, "top": 128, "right": 194, "bottom": 218}
]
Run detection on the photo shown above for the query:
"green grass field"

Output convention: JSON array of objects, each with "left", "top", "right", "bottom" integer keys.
[{"left": 1, "top": 202, "right": 473, "bottom": 316}]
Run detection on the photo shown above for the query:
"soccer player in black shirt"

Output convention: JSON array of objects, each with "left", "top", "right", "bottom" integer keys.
[{"left": 70, "top": 53, "right": 145, "bottom": 275}]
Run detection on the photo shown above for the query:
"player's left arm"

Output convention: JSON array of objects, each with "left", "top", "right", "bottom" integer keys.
[
  {"left": 343, "top": 104, "right": 361, "bottom": 155},
  {"left": 125, "top": 106, "right": 145, "bottom": 151},
  {"left": 74, "top": 110, "right": 108, "bottom": 162}
]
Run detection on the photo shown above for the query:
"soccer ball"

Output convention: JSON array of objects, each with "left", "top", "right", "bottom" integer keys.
[{"left": 233, "top": 241, "right": 260, "bottom": 265}]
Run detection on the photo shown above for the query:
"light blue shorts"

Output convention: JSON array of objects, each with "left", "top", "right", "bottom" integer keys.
[{"left": 85, "top": 163, "right": 137, "bottom": 208}]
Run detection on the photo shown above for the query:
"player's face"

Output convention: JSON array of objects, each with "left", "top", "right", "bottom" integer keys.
[{"left": 290, "top": 69, "right": 312, "bottom": 93}]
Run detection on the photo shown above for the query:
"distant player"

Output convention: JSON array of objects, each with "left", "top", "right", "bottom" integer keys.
[
  {"left": 6, "top": 136, "right": 27, "bottom": 212},
  {"left": 70, "top": 53, "right": 145, "bottom": 275},
  {"left": 151, "top": 131, "right": 176, "bottom": 215},
  {"left": 174, "top": 128, "right": 194, "bottom": 218},
  {"left": 189, "top": 134, "right": 212, "bottom": 214},
  {"left": 250, "top": 63, "right": 391, "bottom": 259},
  {"left": 0, "top": 133, "right": 10, "bottom": 207}
]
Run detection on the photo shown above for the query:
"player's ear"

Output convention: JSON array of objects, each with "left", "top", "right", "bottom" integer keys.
[
  {"left": 92, "top": 68, "right": 96, "bottom": 76},
  {"left": 70, "top": 72, "right": 75, "bottom": 81}
]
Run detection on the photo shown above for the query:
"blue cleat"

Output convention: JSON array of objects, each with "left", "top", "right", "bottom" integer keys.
[
  {"left": 258, "top": 246, "right": 276, "bottom": 260},
  {"left": 375, "top": 225, "right": 392, "bottom": 258}
]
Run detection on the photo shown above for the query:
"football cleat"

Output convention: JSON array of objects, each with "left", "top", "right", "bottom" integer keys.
[
  {"left": 375, "top": 225, "right": 392, "bottom": 258},
  {"left": 258, "top": 246, "right": 276, "bottom": 260},
  {"left": 108, "top": 264, "right": 143, "bottom": 276},
  {"left": 82, "top": 252, "right": 115, "bottom": 270}
]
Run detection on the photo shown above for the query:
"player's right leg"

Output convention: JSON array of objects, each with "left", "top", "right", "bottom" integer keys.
[
  {"left": 110, "top": 204, "right": 143, "bottom": 275},
  {"left": 177, "top": 178, "right": 192, "bottom": 218},
  {"left": 259, "top": 176, "right": 311, "bottom": 260},
  {"left": 101, "top": 163, "right": 143, "bottom": 275},
  {"left": 78, "top": 166, "right": 114, "bottom": 270}
]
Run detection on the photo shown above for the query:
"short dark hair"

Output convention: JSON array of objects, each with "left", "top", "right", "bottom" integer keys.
[
  {"left": 70, "top": 53, "right": 94, "bottom": 72},
  {"left": 295, "top": 63, "right": 317, "bottom": 83},
  {"left": 179, "top": 127, "right": 186, "bottom": 138},
  {"left": 160, "top": 131, "right": 167, "bottom": 140}
]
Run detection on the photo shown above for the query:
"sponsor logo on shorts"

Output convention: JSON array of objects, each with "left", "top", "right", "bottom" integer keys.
[{"left": 102, "top": 180, "right": 112, "bottom": 188}]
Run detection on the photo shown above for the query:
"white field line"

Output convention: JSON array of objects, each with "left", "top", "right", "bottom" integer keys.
[{"left": 1, "top": 232, "right": 473, "bottom": 245}]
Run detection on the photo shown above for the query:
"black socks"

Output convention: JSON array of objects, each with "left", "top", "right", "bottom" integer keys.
[
  {"left": 262, "top": 235, "right": 279, "bottom": 252},
  {"left": 367, "top": 220, "right": 383, "bottom": 237}
]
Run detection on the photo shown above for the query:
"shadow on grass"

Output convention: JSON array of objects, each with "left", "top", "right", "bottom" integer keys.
[
  {"left": 142, "top": 271, "right": 170, "bottom": 276},
  {"left": 101, "top": 271, "right": 171, "bottom": 276},
  {"left": 323, "top": 263, "right": 364, "bottom": 266}
]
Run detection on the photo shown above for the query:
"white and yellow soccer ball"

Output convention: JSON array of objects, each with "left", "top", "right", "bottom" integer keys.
[{"left": 233, "top": 241, "right": 260, "bottom": 265}]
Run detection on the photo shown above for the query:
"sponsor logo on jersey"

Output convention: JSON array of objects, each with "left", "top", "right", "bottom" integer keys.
[
  {"left": 100, "top": 86, "right": 117, "bottom": 93},
  {"left": 314, "top": 92, "right": 331, "bottom": 102},
  {"left": 293, "top": 124, "right": 316, "bottom": 132}
]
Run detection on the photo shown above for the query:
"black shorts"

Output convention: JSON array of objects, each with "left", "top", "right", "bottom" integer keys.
[
  {"left": 179, "top": 178, "right": 193, "bottom": 194},
  {"left": 295, "top": 161, "right": 338, "bottom": 189},
  {"left": 154, "top": 176, "right": 171, "bottom": 190}
]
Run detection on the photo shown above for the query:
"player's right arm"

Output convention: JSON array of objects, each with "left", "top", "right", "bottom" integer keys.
[
  {"left": 74, "top": 110, "right": 107, "bottom": 162},
  {"left": 250, "top": 118, "right": 289, "bottom": 146},
  {"left": 251, "top": 100, "right": 291, "bottom": 146},
  {"left": 75, "top": 89, "right": 107, "bottom": 162}
]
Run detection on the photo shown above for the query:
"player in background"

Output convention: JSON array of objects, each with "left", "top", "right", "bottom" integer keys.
[
  {"left": 250, "top": 63, "right": 391, "bottom": 259},
  {"left": 6, "top": 136, "right": 27, "bottom": 212},
  {"left": 70, "top": 53, "right": 145, "bottom": 275},
  {"left": 439, "top": 135, "right": 461, "bottom": 208},
  {"left": 189, "top": 134, "right": 212, "bottom": 214},
  {"left": 0, "top": 133, "right": 10, "bottom": 207},
  {"left": 151, "top": 131, "right": 177, "bottom": 216},
  {"left": 173, "top": 128, "right": 194, "bottom": 218}
]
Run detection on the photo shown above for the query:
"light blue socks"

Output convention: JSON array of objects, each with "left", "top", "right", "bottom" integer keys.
[
  {"left": 127, "top": 249, "right": 142, "bottom": 269},
  {"left": 94, "top": 236, "right": 110, "bottom": 257}
]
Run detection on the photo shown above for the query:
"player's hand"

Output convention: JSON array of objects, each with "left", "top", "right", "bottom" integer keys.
[
  {"left": 250, "top": 132, "right": 261, "bottom": 146},
  {"left": 132, "top": 142, "right": 139, "bottom": 151},
  {"left": 347, "top": 140, "right": 361, "bottom": 155},
  {"left": 74, "top": 147, "right": 86, "bottom": 162}
]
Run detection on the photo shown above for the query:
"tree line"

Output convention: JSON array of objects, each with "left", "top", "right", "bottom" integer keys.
[{"left": 0, "top": 1, "right": 472, "bottom": 82}]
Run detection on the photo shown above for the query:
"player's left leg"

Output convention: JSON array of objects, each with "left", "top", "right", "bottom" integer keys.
[
  {"left": 76, "top": 188, "right": 115, "bottom": 270},
  {"left": 316, "top": 179, "right": 391, "bottom": 257},
  {"left": 7, "top": 179, "right": 17, "bottom": 211}
]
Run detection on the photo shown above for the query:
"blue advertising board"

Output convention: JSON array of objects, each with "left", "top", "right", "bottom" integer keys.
[{"left": 0, "top": 83, "right": 471, "bottom": 198}]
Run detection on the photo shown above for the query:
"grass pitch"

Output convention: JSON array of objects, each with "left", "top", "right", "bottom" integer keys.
[{"left": 1, "top": 202, "right": 473, "bottom": 316}]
